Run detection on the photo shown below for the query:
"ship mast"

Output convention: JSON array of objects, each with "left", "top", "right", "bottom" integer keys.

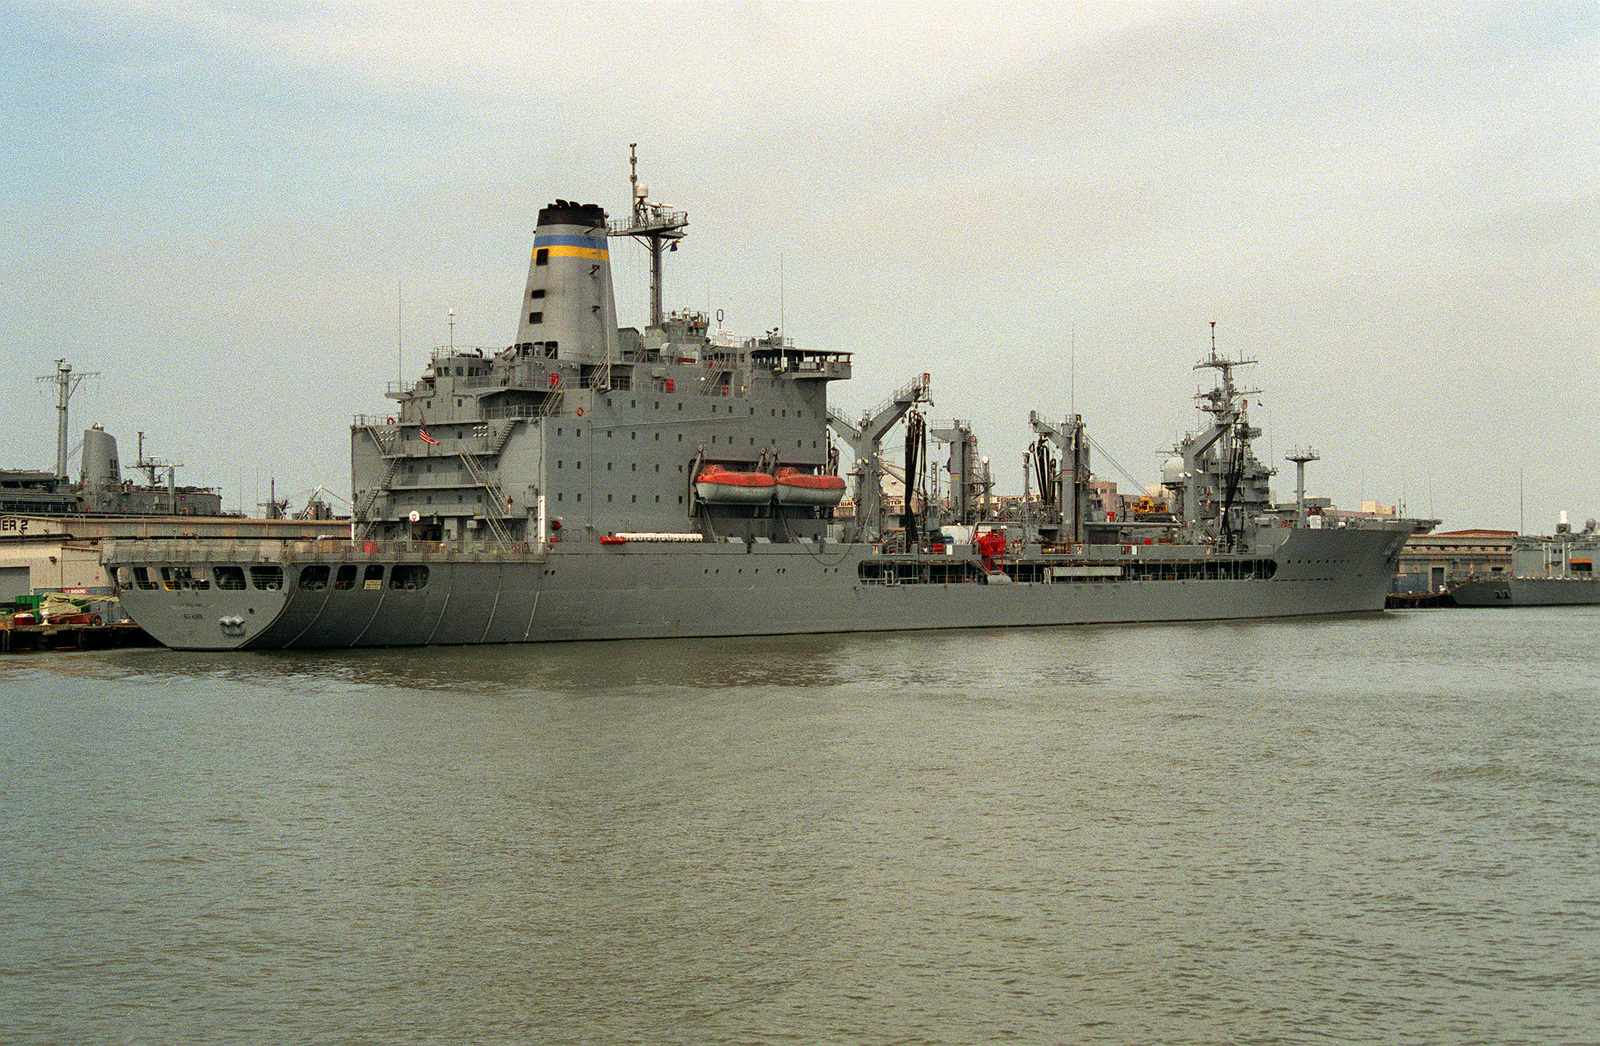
[
  {"left": 1286, "top": 446, "right": 1320, "bottom": 524},
  {"left": 36, "top": 359, "right": 98, "bottom": 482},
  {"left": 609, "top": 143, "right": 688, "bottom": 328},
  {"left": 1168, "top": 323, "right": 1265, "bottom": 542},
  {"left": 1193, "top": 322, "right": 1259, "bottom": 432}
]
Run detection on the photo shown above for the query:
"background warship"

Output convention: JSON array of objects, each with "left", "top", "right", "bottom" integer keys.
[
  {"left": 106, "top": 152, "right": 1411, "bottom": 650},
  {"left": 1451, "top": 513, "right": 1600, "bottom": 606}
]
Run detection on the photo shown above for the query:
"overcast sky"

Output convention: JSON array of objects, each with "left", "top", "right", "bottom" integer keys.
[{"left": 3, "top": 1, "right": 1595, "bottom": 530}]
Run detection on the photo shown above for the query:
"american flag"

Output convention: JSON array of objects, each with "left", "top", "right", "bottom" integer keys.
[{"left": 419, "top": 429, "right": 440, "bottom": 445}]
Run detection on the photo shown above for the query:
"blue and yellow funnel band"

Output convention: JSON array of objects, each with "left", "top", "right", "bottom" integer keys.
[{"left": 534, "top": 233, "right": 609, "bottom": 261}]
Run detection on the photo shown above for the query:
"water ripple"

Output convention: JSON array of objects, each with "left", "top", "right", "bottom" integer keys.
[{"left": 2, "top": 609, "right": 1597, "bottom": 1042}]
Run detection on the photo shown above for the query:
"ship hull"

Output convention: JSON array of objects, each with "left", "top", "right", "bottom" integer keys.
[
  {"left": 1451, "top": 576, "right": 1600, "bottom": 607},
  {"left": 105, "top": 526, "right": 1408, "bottom": 651}
]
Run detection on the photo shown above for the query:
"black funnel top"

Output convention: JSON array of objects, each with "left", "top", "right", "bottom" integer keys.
[{"left": 538, "top": 200, "right": 608, "bottom": 226}]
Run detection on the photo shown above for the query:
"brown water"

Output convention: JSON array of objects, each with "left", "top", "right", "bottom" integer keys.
[{"left": 3, "top": 608, "right": 1597, "bottom": 1044}]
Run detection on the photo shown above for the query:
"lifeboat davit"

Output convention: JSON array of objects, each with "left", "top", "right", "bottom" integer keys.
[
  {"left": 774, "top": 467, "right": 846, "bottom": 507},
  {"left": 695, "top": 465, "right": 777, "bottom": 504}
]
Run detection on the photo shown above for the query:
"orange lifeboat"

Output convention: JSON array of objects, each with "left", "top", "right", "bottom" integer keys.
[
  {"left": 774, "top": 467, "right": 846, "bottom": 507},
  {"left": 695, "top": 465, "right": 777, "bottom": 504}
]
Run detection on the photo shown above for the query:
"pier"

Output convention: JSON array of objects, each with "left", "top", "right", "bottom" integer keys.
[{"left": 1, "top": 620, "right": 156, "bottom": 654}]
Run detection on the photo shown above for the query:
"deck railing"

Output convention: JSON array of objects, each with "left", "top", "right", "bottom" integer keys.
[{"left": 106, "top": 536, "right": 553, "bottom": 565}]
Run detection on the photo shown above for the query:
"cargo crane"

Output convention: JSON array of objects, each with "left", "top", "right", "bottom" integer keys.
[
  {"left": 930, "top": 419, "right": 983, "bottom": 524},
  {"left": 1027, "top": 411, "right": 1092, "bottom": 544},
  {"left": 827, "top": 373, "right": 931, "bottom": 542}
]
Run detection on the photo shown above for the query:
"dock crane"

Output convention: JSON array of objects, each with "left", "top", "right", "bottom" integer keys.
[{"left": 826, "top": 373, "right": 931, "bottom": 542}]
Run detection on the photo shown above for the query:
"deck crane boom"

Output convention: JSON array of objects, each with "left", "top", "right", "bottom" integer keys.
[{"left": 826, "top": 373, "right": 931, "bottom": 542}]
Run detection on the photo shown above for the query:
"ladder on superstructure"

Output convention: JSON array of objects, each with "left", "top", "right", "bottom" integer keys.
[
  {"left": 353, "top": 425, "right": 403, "bottom": 541},
  {"left": 459, "top": 450, "right": 514, "bottom": 549}
]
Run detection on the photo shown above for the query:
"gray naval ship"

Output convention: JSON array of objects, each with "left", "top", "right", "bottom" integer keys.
[
  {"left": 1452, "top": 514, "right": 1600, "bottom": 606},
  {"left": 105, "top": 157, "right": 1411, "bottom": 650}
]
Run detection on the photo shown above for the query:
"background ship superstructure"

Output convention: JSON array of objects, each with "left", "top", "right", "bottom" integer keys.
[{"left": 1452, "top": 514, "right": 1600, "bottom": 606}]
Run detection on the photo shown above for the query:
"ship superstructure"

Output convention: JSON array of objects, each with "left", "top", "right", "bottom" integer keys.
[
  {"left": 1161, "top": 329, "right": 1276, "bottom": 549},
  {"left": 4, "top": 361, "right": 225, "bottom": 516},
  {"left": 104, "top": 153, "right": 1411, "bottom": 650},
  {"left": 351, "top": 180, "right": 845, "bottom": 550}
]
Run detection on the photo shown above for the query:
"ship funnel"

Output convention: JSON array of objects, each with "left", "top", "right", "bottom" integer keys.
[
  {"left": 80, "top": 425, "right": 121, "bottom": 512},
  {"left": 514, "top": 200, "right": 619, "bottom": 365}
]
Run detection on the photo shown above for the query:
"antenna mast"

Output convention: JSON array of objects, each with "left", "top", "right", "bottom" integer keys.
[
  {"left": 37, "top": 359, "right": 99, "bottom": 481},
  {"left": 609, "top": 143, "right": 688, "bottom": 327},
  {"left": 397, "top": 281, "right": 404, "bottom": 387}
]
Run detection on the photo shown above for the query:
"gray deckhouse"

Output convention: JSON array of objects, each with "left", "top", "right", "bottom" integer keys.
[{"left": 351, "top": 194, "right": 850, "bottom": 547}]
